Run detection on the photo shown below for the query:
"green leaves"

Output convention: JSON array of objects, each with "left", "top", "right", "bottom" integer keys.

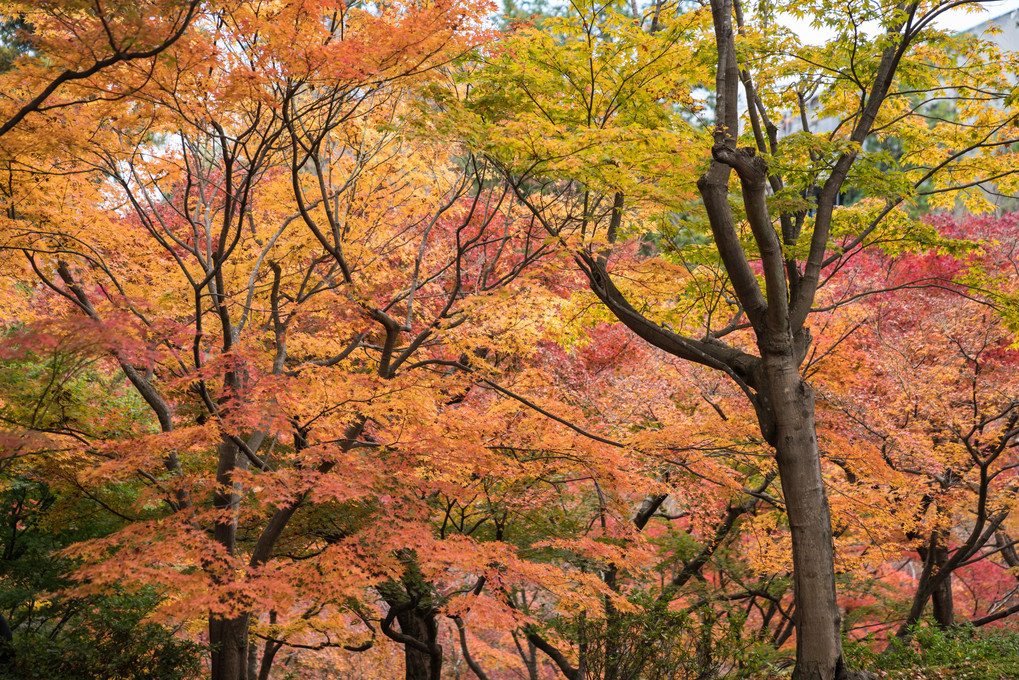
[{"left": 5, "top": 591, "right": 204, "bottom": 680}]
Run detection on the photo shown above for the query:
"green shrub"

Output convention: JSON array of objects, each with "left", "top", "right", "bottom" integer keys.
[
  {"left": 845, "top": 622, "right": 1019, "bottom": 680},
  {"left": 1, "top": 595, "right": 203, "bottom": 680}
]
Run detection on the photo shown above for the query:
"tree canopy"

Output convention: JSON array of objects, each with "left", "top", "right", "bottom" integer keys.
[{"left": 0, "top": 2, "right": 1018, "bottom": 680}]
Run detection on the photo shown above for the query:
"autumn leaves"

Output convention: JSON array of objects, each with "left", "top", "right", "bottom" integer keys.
[{"left": 0, "top": 2, "right": 1018, "bottom": 680}]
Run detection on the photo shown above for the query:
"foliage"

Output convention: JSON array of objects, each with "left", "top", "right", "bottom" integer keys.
[
  {"left": 3, "top": 593, "right": 203, "bottom": 680},
  {"left": 0, "top": 1, "right": 1018, "bottom": 680},
  {"left": 0, "top": 343, "right": 204, "bottom": 678},
  {"left": 846, "top": 623, "right": 1019, "bottom": 680}
]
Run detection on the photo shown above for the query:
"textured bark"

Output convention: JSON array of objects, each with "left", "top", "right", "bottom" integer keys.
[
  {"left": 209, "top": 433, "right": 250, "bottom": 680},
  {"left": 247, "top": 638, "right": 259, "bottom": 680},
  {"left": 582, "top": 248, "right": 849, "bottom": 680},
  {"left": 210, "top": 614, "right": 252, "bottom": 680},
  {"left": 539, "top": 3, "right": 920, "bottom": 677},
  {"left": 898, "top": 530, "right": 956, "bottom": 636},
  {"left": 930, "top": 541, "right": 955, "bottom": 628},
  {"left": 395, "top": 607, "right": 442, "bottom": 680},
  {"left": 379, "top": 562, "right": 444, "bottom": 680},
  {"left": 761, "top": 351, "right": 844, "bottom": 680}
]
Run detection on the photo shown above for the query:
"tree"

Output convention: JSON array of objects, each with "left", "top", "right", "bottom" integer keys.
[
  {"left": 2, "top": 1, "right": 1019, "bottom": 678},
  {"left": 0, "top": 2, "right": 512, "bottom": 679},
  {"left": 0, "top": 0, "right": 199, "bottom": 138},
  {"left": 512, "top": 309, "right": 791, "bottom": 673},
  {"left": 812, "top": 214, "right": 1019, "bottom": 637},
  {"left": 460, "top": 1, "right": 1019, "bottom": 678},
  {"left": 0, "top": 331, "right": 205, "bottom": 679}
]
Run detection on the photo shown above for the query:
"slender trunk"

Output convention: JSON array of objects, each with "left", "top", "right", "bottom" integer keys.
[
  {"left": 603, "top": 565, "right": 620, "bottom": 680},
  {"left": 246, "top": 632, "right": 259, "bottom": 680},
  {"left": 761, "top": 351, "right": 844, "bottom": 680},
  {"left": 695, "top": 606, "right": 715, "bottom": 679},
  {"left": 897, "top": 529, "right": 954, "bottom": 637},
  {"left": 512, "top": 632, "right": 539, "bottom": 680},
  {"left": 257, "top": 613, "right": 283, "bottom": 680},
  {"left": 577, "top": 611, "right": 587, "bottom": 680},
  {"left": 258, "top": 640, "right": 283, "bottom": 680},
  {"left": 210, "top": 613, "right": 251, "bottom": 680},
  {"left": 525, "top": 639, "right": 538, "bottom": 680},
  {"left": 209, "top": 435, "right": 248, "bottom": 680}
]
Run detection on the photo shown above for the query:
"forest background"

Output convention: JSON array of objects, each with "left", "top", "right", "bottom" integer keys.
[{"left": 1, "top": 1, "right": 1019, "bottom": 680}]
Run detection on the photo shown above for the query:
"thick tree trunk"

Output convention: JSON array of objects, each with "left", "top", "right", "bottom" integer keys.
[
  {"left": 761, "top": 351, "right": 845, "bottom": 680},
  {"left": 395, "top": 606, "right": 442, "bottom": 680},
  {"left": 210, "top": 613, "right": 251, "bottom": 680},
  {"left": 930, "top": 542, "right": 954, "bottom": 628}
]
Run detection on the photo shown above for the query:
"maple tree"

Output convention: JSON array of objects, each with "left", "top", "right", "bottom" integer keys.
[
  {"left": 0, "top": 3, "right": 677, "bottom": 679},
  {"left": 434, "top": 212, "right": 1019, "bottom": 680},
  {"left": 503, "top": 322, "right": 784, "bottom": 680},
  {"left": 0, "top": 2, "right": 538, "bottom": 679},
  {"left": 0, "top": 0, "right": 199, "bottom": 139},
  {"left": 0, "top": 1, "right": 1018, "bottom": 679},
  {"left": 454, "top": 1, "right": 1019, "bottom": 679},
  {"left": 0, "top": 345, "right": 204, "bottom": 678},
  {"left": 808, "top": 214, "right": 1019, "bottom": 641}
]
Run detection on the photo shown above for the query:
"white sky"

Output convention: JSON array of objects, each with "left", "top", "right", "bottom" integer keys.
[
  {"left": 944, "top": 0, "right": 1019, "bottom": 30},
  {"left": 785, "top": 0, "right": 1019, "bottom": 44}
]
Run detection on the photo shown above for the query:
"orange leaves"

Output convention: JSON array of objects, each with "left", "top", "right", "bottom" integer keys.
[
  {"left": 219, "top": 0, "right": 491, "bottom": 86},
  {"left": 87, "top": 423, "right": 217, "bottom": 481},
  {"left": 17, "top": 1, "right": 1019, "bottom": 676},
  {"left": 62, "top": 516, "right": 246, "bottom": 614},
  {"left": 0, "top": 0, "right": 505, "bottom": 668},
  {"left": 0, "top": 1, "right": 769, "bottom": 677}
]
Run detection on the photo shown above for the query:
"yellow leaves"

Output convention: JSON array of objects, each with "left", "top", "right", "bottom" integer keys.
[
  {"left": 7, "top": 2, "right": 1019, "bottom": 671},
  {"left": 464, "top": 0, "right": 706, "bottom": 214},
  {"left": 828, "top": 200, "right": 976, "bottom": 257},
  {"left": 739, "top": 511, "right": 792, "bottom": 575},
  {"left": 459, "top": 284, "right": 570, "bottom": 357},
  {"left": 0, "top": 274, "right": 34, "bottom": 324},
  {"left": 500, "top": 556, "right": 616, "bottom": 617}
]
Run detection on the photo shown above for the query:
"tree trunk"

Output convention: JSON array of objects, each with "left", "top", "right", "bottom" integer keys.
[
  {"left": 210, "top": 613, "right": 251, "bottom": 680},
  {"left": 603, "top": 565, "right": 620, "bottom": 680},
  {"left": 210, "top": 435, "right": 248, "bottom": 680},
  {"left": 395, "top": 606, "right": 442, "bottom": 680},
  {"left": 897, "top": 529, "right": 954, "bottom": 637},
  {"left": 761, "top": 351, "right": 845, "bottom": 680},
  {"left": 930, "top": 541, "right": 954, "bottom": 628},
  {"left": 247, "top": 631, "right": 260, "bottom": 680},
  {"left": 695, "top": 606, "right": 715, "bottom": 679}
]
